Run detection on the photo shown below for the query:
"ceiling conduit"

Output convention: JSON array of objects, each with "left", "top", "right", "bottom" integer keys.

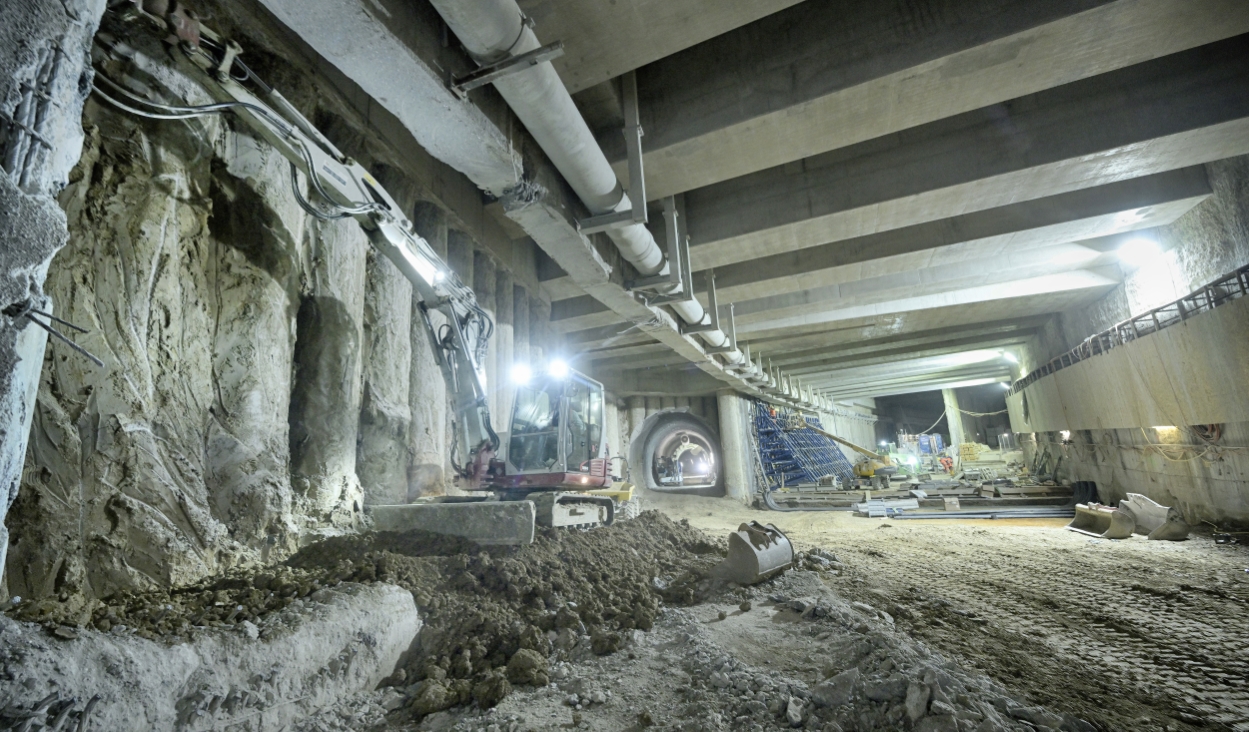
[{"left": 428, "top": 0, "right": 830, "bottom": 410}]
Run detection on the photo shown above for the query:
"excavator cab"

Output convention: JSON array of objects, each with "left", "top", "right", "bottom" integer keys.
[{"left": 492, "top": 366, "right": 613, "bottom": 491}]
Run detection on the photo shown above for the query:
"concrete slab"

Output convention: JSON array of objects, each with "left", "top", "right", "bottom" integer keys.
[
  {"left": 518, "top": 0, "right": 804, "bottom": 93},
  {"left": 683, "top": 37, "right": 1249, "bottom": 270},
  {"left": 698, "top": 169, "right": 1209, "bottom": 303},
  {"left": 369, "top": 501, "right": 537, "bottom": 545},
  {"left": 739, "top": 270, "right": 1118, "bottom": 339},
  {"left": 611, "top": 0, "right": 1249, "bottom": 198},
  {"left": 548, "top": 169, "right": 1207, "bottom": 329}
]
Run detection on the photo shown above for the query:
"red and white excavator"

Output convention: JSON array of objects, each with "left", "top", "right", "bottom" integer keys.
[
  {"left": 90, "top": 2, "right": 795, "bottom": 584},
  {"left": 95, "top": 0, "right": 630, "bottom": 532}
]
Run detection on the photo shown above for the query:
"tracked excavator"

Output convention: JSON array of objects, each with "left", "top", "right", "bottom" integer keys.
[
  {"left": 93, "top": 0, "right": 630, "bottom": 535},
  {"left": 89, "top": 1, "right": 794, "bottom": 580}
]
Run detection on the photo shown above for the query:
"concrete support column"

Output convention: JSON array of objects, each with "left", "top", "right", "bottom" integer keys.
[
  {"left": 529, "top": 296, "right": 550, "bottom": 362},
  {"left": 512, "top": 284, "right": 530, "bottom": 365},
  {"left": 357, "top": 249, "right": 414, "bottom": 505},
  {"left": 471, "top": 250, "right": 497, "bottom": 417},
  {"left": 627, "top": 396, "right": 646, "bottom": 440},
  {"left": 717, "top": 390, "right": 753, "bottom": 503},
  {"left": 494, "top": 269, "right": 514, "bottom": 434},
  {"left": 446, "top": 229, "right": 474, "bottom": 290},
  {"left": 941, "top": 388, "right": 966, "bottom": 449},
  {"left": 408, "top": 202, "right": 448, "bottom": 498},
  {"left": 290, "top": 217, "right": 369, "bottom": 519},
  {"left": 604, "top": 394, "right": 621, "bottom": 463}
]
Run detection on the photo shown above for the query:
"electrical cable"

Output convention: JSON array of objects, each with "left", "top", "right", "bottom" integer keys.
[
  {"left": 93, "top": 71, "right": 388, "bottom": 221},
  {"left": 919, "top": 410, "right": 947, "bottom": 435},
  {"left": 91, "top": 84, "right": 206, "bottom": 120},
  {"left": 93, "top": 73, "right": 293, "bottom": 132},
  {"left": 959, "top": 408, "right": 1009, "bottom": 417},
  {"left": 288, "top": 162, "right": 352, "bottom": 220}
]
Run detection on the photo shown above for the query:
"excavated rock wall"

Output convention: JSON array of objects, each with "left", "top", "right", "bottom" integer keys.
[
  {"left": 2, "top": 8, "right": 552, "bottom": 601},
  {"left": 0, "top": 0, "right": 107, "bottom": 598}
]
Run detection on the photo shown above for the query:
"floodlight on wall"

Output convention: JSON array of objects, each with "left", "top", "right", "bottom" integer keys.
[{"left": 1116, "top": 238, "right": 1162, "bottom": 269}]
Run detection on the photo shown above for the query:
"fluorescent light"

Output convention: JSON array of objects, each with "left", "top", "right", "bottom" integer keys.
[
  {"left": 1001, "top": 382, "right": 1011, "bottom": 390},
  {"left": 509, "top": 363, "right": 532, "bottom": 385},
  {"left": 1117, "top": 238, "right": 1161, "bottom": 269},
  {"left": 1001, "top": 351, "right": 1018, "bottom": 364},
  {"left": 548, "top": 359, "right": 569, "bottom": 379}
]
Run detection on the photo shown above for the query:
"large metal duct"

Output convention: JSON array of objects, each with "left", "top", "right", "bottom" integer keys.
[{"left": 427, "top": 0, "right": 743, "bottom": 363}]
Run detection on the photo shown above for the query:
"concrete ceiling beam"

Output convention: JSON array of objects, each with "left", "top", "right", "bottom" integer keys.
[
  {"left": 743, "top": 312, "right": 1052, "bottom": 355},
  {"left": 765, "top": 318, "right": 1046, "bottom": 367},
  {"left": 605, "top": 0, "right": 1249, "bottom": 199},
  {"left": 829, "top": 376, "right": 1013, "bottom": 401},
  {"left": 810, "top": 363, "right": 1015, "bottom": 391},
  {"left": 683, "top": 37, "right": 1249, "bottom": 271},
  {"left": 782, "top": 334, "right": 1034, "bottom": 376},
  {"left": 733, "top": 262, "right": 1121, "bottom": 333},
  {"left": 739, "top": 269, "right": 1118, "bottom": 339},
  {"left": 694, "top": 168, "right": 1209, "bottom": 302},
  {"left": 255, "top": 0, "right": 795, "bottom": 404},
  {"left": 813, "top": 350, "right": 1016, "bottom": 383},
  {"left": 518, "top": 0, "right": 804, "bottom": 94}
]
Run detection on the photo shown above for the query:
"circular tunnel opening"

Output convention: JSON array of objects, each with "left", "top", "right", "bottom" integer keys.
[{"left": 632, "top": 411, "right": 724, "bottom": 496}]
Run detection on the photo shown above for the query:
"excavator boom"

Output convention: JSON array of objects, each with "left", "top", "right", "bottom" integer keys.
[{"left": 96, "top": 1, "right": 498, "bottom": 481}]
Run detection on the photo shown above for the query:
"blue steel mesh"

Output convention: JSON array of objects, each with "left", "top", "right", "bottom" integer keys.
[{"left": 752, "top": 400, "right": 856, "bottom": 489}]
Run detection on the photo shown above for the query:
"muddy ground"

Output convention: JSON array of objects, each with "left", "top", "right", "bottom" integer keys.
[
  {"left": 6, "top": 495, "right": 1245, "bottom": 732},
  {"left": 651, "top": 493, "right": 1249, "bottom": 732}
]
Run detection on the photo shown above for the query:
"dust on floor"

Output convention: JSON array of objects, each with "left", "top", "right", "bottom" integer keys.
[{"left": 651, "top": 492, "right": 1249, "bottom": 732}]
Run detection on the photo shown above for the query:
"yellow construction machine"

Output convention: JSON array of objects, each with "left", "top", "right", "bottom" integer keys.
[{"left": 805, "top": 425, "right": 898, "bottom": 479}]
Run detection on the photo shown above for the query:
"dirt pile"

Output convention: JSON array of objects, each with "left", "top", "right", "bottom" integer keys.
[
  {"left": 284, "top": 511, "right": 724, "bottom": 717},
  {"left": 4, "top": 511, "right": 726, "bottom": 721}
]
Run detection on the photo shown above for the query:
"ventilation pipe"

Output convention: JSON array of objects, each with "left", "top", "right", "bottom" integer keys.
[{"left": 428, "top": 0, "right": 742, "bottom": 363}]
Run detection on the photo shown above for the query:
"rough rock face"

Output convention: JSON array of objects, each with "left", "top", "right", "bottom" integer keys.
[
  {"left": 2, "top": 26, "right": 434, "bottom": 599},
  {"left": 0, "top": 0, "right": 107, "bottom": 597},
  {"left": 5, "top": 97, "right": 315, "bottom": 599}
]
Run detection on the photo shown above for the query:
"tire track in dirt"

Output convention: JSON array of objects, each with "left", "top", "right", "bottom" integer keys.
[{"left": 821, "top": 523, "right": 1249, "bottom": 732}]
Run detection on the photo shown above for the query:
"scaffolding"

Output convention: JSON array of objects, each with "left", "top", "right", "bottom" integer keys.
[{"left": 751, "top": 400, "right": 856, "bottom": 489}]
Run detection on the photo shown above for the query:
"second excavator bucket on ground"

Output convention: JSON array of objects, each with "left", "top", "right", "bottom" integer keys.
[
  {"left": 1066, "top": 503, "right": 1135, "bottom": 539},
  {"left": 715, "top": 521, "right": 795, "bottom": 585},
  {"left": 1120, "top": 493, "right": 1191, "bottom": 540}
]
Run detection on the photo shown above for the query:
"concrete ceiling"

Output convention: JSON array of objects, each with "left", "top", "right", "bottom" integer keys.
[
  {"left": 536, "top": 1, "right": 1249, "bottom": 399},
  {"left": 266, "top": 0, "right": 1249, "bottom": 401}
]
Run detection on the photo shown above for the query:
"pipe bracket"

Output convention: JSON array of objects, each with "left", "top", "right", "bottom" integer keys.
[{"left": 450, "top": 40, "right": 565, "bottom": 99}]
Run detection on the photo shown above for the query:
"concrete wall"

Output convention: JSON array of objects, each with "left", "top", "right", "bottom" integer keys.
[{"left": 1012, "top": 155, "right": 1249, "bottom": 525}]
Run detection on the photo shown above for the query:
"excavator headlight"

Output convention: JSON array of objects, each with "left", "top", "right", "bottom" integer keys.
[
  {"left": 509, "top": 363, "right": 533, "bottom": 386},
  {"left": 548, "top": 359, "right": 569, "bottom": 379}
]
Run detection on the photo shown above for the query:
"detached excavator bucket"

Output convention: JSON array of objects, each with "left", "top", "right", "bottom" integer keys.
[
  {"left": 716, "top": 521, "right": 795, "bottom": 585},
  {"left": 1120, "top": 493, "right": 1191, "bottom": 541},
  {"left": 1066, "top": 503, "right": 1133, "bottom": 539}
]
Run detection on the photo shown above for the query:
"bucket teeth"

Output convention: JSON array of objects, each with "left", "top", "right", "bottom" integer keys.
[{"left": 716, "top": 521, "right": 795, "bottom": 585}]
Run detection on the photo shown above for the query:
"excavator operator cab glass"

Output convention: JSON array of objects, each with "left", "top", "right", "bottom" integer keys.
[{"left": 506, "top": 368, "right": 605, "bottom": 474}]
